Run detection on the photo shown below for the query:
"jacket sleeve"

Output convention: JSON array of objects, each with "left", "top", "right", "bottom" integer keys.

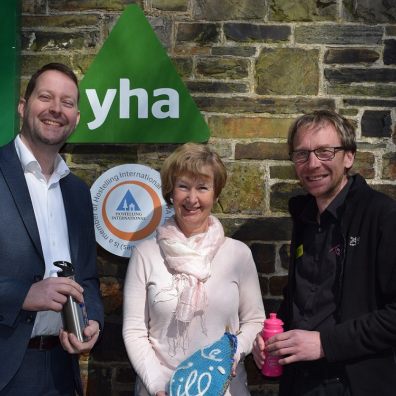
[
  {"left": 122, "top": 247, "right": 170, "bottom": 396},
  {"left": 0, "top": 181, "right": 40, "bottom": 328},
  {"left": 236, "top": 249, "right": 266, "bottom": 360},
  {"left": 321, "top": 206, "right": 396, "bottom": 362},
  {"left": 277, "top": 223, "right": 296, "bottom": 330},
  {"left": 0, "top": 277, "right": 32, "bottom": 328},
  {"left": 77, "top": 191, "right": 104, "bottom": 330}
]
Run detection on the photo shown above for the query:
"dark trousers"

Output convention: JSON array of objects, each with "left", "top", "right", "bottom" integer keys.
[
  {"left": 280, "top": 361, "right": 351, "bottom": 396},
  {"left": 1, "top": 344, "right": 76, "bottom": 396},
  {"left": 291, "top": 376, "right": 350, "bottom": 396}
]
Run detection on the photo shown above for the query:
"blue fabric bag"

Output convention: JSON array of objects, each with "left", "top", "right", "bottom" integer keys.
[{"left": 169, "top": 332, "right": 237, "bottom": 396}]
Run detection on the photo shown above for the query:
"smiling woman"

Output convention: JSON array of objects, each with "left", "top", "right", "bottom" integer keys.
[
  {"left": 160, "top": 143, "right": 227, "bottom": 237},
  {"left": 123, "top": 143, "right": 266, "bottom": 396}
]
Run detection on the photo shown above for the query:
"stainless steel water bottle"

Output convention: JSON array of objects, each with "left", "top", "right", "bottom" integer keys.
[{"left": 54, "top": 260, "right": 89, "bottom": 342}]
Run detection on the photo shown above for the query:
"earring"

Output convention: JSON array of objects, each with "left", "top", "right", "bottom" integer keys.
[{"left": 170, "top": 197, "right": 174, "bottom": 204}]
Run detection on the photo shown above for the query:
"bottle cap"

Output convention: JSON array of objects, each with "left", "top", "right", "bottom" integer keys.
[
  {"left": 53, "top": 261, "right": 75, "bottom": 277},
  {"left": 264, "top": 313, "right": 284, "bottom": 329}
]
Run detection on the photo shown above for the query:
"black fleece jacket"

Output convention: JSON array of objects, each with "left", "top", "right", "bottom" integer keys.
[{"left": 279, "top": 174, "right": 396, "bottom": 396}]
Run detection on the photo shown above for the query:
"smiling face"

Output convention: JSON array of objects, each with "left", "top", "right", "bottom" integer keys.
[
  {"left": 18, "top": 69, "right": 80, "bottom": 152},
  {"left": 172, "top": 168, "right": 216, "bottom": 237},
  {"left": 293, "top": 122, "right": 355, "bottom": 213}
]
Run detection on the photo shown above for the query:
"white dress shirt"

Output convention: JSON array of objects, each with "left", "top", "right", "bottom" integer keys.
[{"left": 15, "top": 135, "right": 72, "bottom": 336}]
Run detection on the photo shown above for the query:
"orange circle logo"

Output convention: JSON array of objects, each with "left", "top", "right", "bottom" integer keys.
[
  {"left": 91, "top": 164, "right": 173, "bottom": 257},
  {"left": 102, "top": 180, "right": 162, "bottom": 241}
]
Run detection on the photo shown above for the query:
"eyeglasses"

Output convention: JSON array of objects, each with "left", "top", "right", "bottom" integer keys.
[{"left": 290, "top": 147, "right": 345, "bottom": 164}]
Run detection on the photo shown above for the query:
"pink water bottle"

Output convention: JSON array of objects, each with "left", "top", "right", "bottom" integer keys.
[{"left": 261, "top": 313, "right": 284, "bottom": 377}]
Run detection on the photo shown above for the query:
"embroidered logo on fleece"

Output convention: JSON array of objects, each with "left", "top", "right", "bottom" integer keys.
[
  {"left": 349, "top": 236, "right": 360, "bottom": 247},
  {"left": 329, "top": 244, "right": 341, "bottom": 256}
]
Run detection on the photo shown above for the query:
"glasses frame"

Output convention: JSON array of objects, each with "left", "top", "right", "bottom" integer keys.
[{"left": 289, "top": 146, "right": 346, "bottom": 164}]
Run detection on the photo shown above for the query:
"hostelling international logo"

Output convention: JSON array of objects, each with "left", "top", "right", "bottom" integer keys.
[{"left": 91, "top": 164, "right": 173, "bottom": 257}]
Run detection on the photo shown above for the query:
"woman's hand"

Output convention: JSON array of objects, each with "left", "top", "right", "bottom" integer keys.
[
  {"left": 252, "top": 332, "right": 266, "bottom": 369},
  {"left": 231, "top": 351, "right": 240, "bottom": 377}
]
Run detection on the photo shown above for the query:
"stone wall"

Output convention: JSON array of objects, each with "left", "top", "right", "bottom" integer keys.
[{"left": 20, "top": 1, "right": 396, "bottom": 395}]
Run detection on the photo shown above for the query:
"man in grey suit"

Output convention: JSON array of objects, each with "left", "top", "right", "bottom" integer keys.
[{"left": 0, "top": 63, "right": 104, "bottom": 395}]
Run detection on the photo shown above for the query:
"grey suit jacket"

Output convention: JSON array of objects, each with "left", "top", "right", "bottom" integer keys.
[{"left": 0, "top": 140, "right": 104, "bottom": 393}]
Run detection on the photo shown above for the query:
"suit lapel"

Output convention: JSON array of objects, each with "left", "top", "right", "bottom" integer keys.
[
  {"left": 0, "top": 141, "right": 44, "bottom": 260},
  {"left": 60, "top": 176, "right": 80, "bottom": 267}
]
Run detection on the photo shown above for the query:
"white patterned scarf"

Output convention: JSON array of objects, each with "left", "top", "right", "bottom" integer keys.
[{"left": 156, "top": 215, "right": 225, "bottom": 352}]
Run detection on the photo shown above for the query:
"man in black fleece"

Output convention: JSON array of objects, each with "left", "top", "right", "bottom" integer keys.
[{"left": 253, "top": 110, "right": 396, "bottom": 396}]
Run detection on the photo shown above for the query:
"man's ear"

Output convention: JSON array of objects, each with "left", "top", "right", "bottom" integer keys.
[
  {"left": 17, "top": 98, "right": 26, "bottom": 118},
  {"left": 344, "top": 150, "right": 355, "bottom": 172}
]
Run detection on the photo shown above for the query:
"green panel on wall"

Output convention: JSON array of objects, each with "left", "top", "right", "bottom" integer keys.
[{"left": 0, "top": 0, "right": 21, "bottom": 146}]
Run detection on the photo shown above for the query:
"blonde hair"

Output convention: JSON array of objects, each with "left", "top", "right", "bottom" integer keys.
[
  {"left": 288, "top": 110, "right": 356, "bottom": 155},
  {"left": 161, "top": 143, "right": 227, "bottom": 205}
]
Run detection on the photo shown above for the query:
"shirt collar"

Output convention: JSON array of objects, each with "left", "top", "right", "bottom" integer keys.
[
  {"left": 300, "top": 177, "right": 353, "bottom": 224},
  {"left": 14, "top": 134, "right": 70, "bottom": 181},
  {"left": 325, "top": 177, "right": 353, "bottom": 219}
]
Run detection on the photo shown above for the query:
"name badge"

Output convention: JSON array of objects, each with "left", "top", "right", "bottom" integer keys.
[{"left": 296, "top": 244, "right": 303, "bottom": 259}]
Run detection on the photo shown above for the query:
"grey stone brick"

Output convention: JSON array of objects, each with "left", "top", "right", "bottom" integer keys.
[
  {"left": 196, "top": 57, "right": 249, "bottom": 79},
  {"left": 235, "top": 142, "right": 289, "bottom": 160},
  {"left": 343, "top": 0, "right": 396, "bottom": 23},
  {"left": 193, "top": 0, "right": 267, "bottom": 21},
  {"left": 186, "top": 81, "right": 249, "bottom": 93},
  {"left": 295, "top": 25, "right": 383, "bottom": 44},
  {"left": 344, "top": 99, "right": 396, "bottom": 108},
  {"left": 270, "top": 165, "right": 297, "bottom": 180},
  {"left": 327, "top": 83, "right": 396, "bottom": 97},
  {"left": 224, "top": 23, "right": 290, "bottom": 42},
  {"left": 149, "top": 16, "right": 173, "bottom": 49},
  {"left": 251, "top": 243, "right": 276, "bottom": 274},
  {"left": 384, "top": 39, "right": 396, "bottom": 65},
  {"left": 48, "top": 0, "right": 140, "bottom": 11},
  {"left": 176, "top": 22, "right": 220, "bottom": 43},
  {"left": 361, "top": 110, "right": 392, "bottom": 138},
  {"left": 256, "top": 48, "right": 319, "bottom": 95},
  {"left": 271, "top": 183, "right": 305, "bottom": 212},
  {"left": 152, "top": 0, "right": 187, "bottom": 11},
  {"left": 386, "top": 26, "right": 396, "bottom": 36},
  {"left": 269, "top": 0, "right": 337, "bottom": 22},
  {"left": 279, "top": 244, "right": 290, "bottom": 270},
  {"left": 269, "top": 275, "right": 288, "bottom": 295},
  {"left": 21, "top": 30, "right": 99, "bottom": 51},
  {"left": 325, "top": 68, "right": 396, "bottom": 83},
  {"left": 372, "top": 184, "right": 396, "bottom": 201},
  {"left": 194, "top": 96, "right": 335, "bottom": 114},
  {"left": 352, "top": 151, "right": 375, "bottom": 179},
  {"left": 382, "top": 152, "right": 396, "bottom": 180},
  {"left": 220, "top": 162, "right": 265, "bottom": 214},
  {"left": 212, "top": 46, "right": 256, "bottom": 57},
  {"left": 22, "top": 14, "right": 100, "bottom": 28},
  {"left": 220, "top": 217, "right": 293, "bottom": 241},
  {"left": 324, "top": 48, "right": 380, "bottom": 64},
  {"left": 171, "top": 57, "right": 193, "bottom": 78}
]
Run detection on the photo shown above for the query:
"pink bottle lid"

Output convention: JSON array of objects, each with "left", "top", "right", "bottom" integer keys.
[{"left": 264, "top": 313, "right": 284, "bottom": 329}]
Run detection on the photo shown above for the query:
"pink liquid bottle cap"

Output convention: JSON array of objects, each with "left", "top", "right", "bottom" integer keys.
[{"left": 264, "top": 313, "right": 284, "bottom": 329}]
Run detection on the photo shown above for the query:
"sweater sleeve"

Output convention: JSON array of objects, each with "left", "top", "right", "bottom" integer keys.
[
  {"left": 236, "top": 248, "right": 266, "bottom": 359},
  {"left": 122, "top": 247, "right": 169, "bottom": 396},
  {"left": 321, "top": 206, "right": 396, "bottom": 362}
]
